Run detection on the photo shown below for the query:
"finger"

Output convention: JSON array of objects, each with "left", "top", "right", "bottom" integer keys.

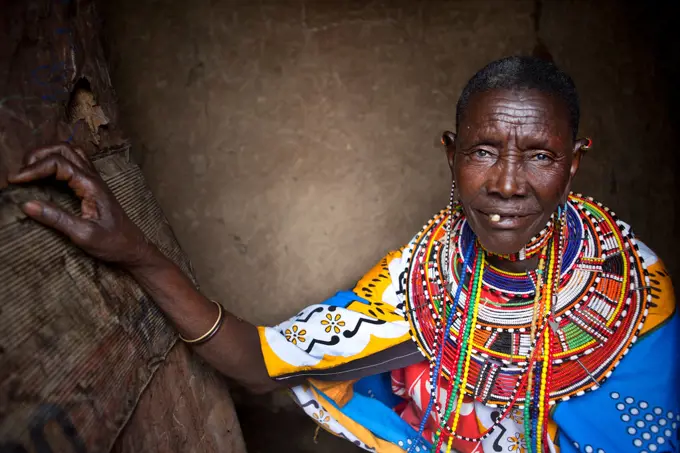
[
  {"left": 24, "top": 144, "right": 91, "bottom": 171},
  {"left": 72, "top": 146, "right": 95, "bottom": 169},
  {"left": 22, "top": 200, "right": 94, "bottom": 242},
  {"left": 24, "top": 144, "right": 92, "bottom": 172},
  {"left": 8, "top": 155, "right": 99, "bottom": 199}
]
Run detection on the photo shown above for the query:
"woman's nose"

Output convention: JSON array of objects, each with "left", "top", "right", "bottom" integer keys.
[{"left": 487, "top": 159, "right": 527, "bottom": 199}]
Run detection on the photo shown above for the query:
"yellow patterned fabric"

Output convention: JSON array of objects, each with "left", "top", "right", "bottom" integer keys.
[
  {"left": 257, "top": 230, "right": 677, "bottom": 453},
  {"left": 640, "top": 257, "right": 675, "bottom": 336},
  {"left": 258, "top": 250, "right": 411, "bottom": 381}
]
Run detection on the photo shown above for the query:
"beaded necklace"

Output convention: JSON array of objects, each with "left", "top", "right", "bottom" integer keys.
[{"left": 404, "top": 194, "right": 651, "bottom": 452}]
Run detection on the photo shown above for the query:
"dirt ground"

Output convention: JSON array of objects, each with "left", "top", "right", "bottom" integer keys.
[{"left": 100, "top": 1, "right": 678, "bottom": 451}]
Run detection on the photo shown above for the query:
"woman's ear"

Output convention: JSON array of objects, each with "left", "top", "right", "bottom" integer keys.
[
  {"left": 442, "top": 130, "right": 457, "bottom": 172},
  {"left": 442, "top": 130, "right": 456, "bottom": 147},
  {"left": 570, "top": 137, "right": 590, "bottom": 180}
]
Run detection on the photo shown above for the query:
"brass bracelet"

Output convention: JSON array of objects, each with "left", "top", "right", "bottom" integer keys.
[{"left": 179, "top": 300, "right": 224, "bottom": 345}]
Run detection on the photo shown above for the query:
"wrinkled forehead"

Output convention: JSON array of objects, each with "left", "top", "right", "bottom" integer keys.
[{"left": 458, "top": 89, "right": 573, "bottom": 146}]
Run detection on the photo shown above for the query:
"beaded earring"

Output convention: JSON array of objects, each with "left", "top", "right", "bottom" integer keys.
[
  {"left": 449, "top": 180, "right": 456, "bottom": 206},
  {"left": 444, "top": 179, "right": 457, "bottom": 287}
]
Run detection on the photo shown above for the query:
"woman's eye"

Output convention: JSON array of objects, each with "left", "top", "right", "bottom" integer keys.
[
  {"left": 475, "top": 150, "right": 490, "bottom": 158},
  {"left": 533, "top": 153, "right": 551, "bottom": 161}
]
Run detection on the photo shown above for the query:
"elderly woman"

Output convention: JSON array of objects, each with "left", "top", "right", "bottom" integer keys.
[{"left": 9, "top": 57, "right": 678, "bottom": 453}]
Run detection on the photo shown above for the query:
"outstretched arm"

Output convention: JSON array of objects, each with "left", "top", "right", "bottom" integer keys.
[{"left": 9, "top": 144, "right": 278, "bottom": 394}]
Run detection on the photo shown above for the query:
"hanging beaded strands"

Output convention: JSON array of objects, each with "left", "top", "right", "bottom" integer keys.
[
  {"left": 524, "top": 203, "right": 566, "bottom": 453},
  {"left": 410, "top": 182, "right": 476, "bottom": 451},
  {"left": 403, "top": 193, "right": 650, "bottom": 453}
]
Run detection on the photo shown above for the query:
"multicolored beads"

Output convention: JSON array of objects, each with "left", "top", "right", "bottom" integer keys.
[{"left": 403, "top": 193, "right": 650, "bottom": 451}]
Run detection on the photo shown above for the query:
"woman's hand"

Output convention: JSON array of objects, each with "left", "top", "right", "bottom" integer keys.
[
  {"left": 9, "top": 143, "right": 278, "bottom": 393},
  {"left": 8, "top": 144, "right": 154, "bottom": 267}
]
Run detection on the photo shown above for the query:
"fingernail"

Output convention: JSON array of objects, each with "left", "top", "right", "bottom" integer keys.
[{"left": 22, "top": 201, "right": 42, "bottom": 216}]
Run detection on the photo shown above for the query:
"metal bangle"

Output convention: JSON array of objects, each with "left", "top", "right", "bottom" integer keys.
[{"left": 179, "top": 300, "right": 224, "bottom": 344}]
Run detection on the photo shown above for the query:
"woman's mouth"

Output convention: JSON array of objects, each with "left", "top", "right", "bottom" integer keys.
[{"left": 475, "top": 209, "right": 538, "bottom": 230}]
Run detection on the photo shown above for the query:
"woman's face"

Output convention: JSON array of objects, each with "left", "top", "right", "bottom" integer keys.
[{"left": 448, "top": 88, "right": 585, "bottom": 254}]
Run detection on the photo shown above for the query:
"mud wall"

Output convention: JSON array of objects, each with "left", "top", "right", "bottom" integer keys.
[
  {"left": 0, "top": 1, "right": 245, "bottom": 452},
  {"left": 102, "top": 0, "right": 677, "bottom": 327}
]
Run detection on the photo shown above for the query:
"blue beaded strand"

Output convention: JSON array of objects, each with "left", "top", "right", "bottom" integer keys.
[
  {"left": 407, "top": 239, "right": 475, "bottom": 452},
  {"left": 531, "top": 363, "right": 541, "bottom": 451}
]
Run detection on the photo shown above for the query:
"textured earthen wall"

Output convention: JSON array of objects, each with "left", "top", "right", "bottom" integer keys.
[
  {"left": 102, "top": 0, "right": 677, "bottom": 328},
  {"left": 0, "top": 1, "right": 246, "bottom": 451}
]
